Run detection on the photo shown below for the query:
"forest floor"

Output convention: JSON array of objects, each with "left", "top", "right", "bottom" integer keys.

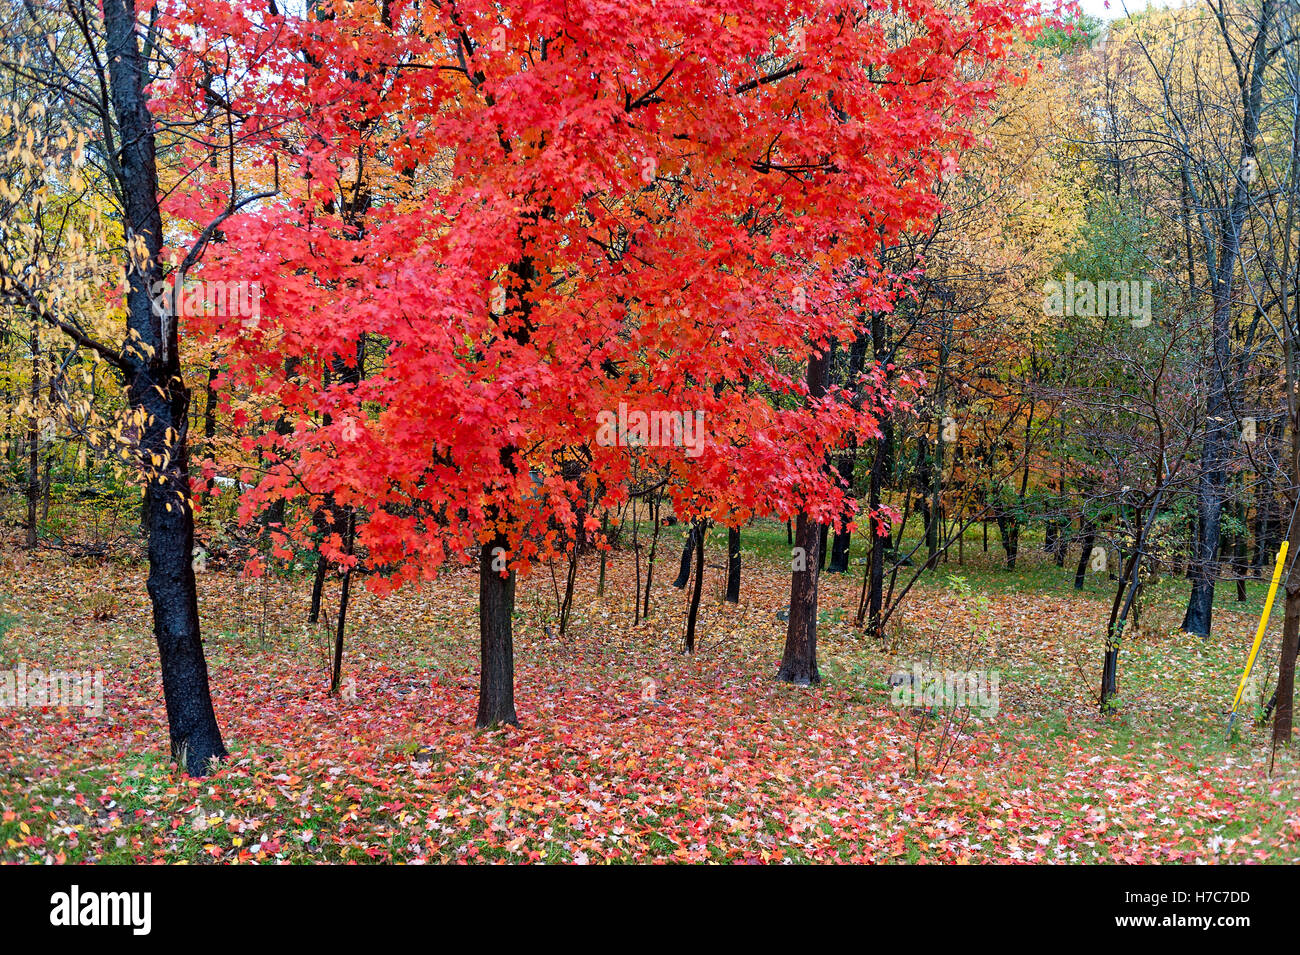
[{"left": 2, "top": 519, "right": 1300, "bottom": 863}]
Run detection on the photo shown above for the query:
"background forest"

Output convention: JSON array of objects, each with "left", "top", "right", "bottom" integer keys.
[{"left": 2, "top": 0, "right": 1300, "bottom": 865}]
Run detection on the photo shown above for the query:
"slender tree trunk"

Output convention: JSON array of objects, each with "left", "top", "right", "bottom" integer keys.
[
  {"left": 725, "top": 525, "right": 741, "bottom": 603},
  {"left": 924, "top": 435, "right": 941, "bottom": 569},
  {"left": 310, "top": 549, "right": 328, "bottom": 624},
  {"left": 199, "top": 364, "right": 218, "bottom": 506},
  {"left": 861, "top": 421, "right": 892, "bottom": 636},
  {"left": 25, "top": 330, "right": 39, "bottom": 548},
  {"left": 673, "top": 520, "right": 702, "bottom": 588},
  {"left": 476, "top": 531, "right": 518, "bottom": 727},
  {"left": 642, "top": 493, "right": 661, "bottom": 620},
  {"left": 827, "top": 448, "right": 855, "bottom": 572},
  {"left": 559, "top": 547, "right": 578, "bottom": 635},
  {"left": 995, "top": 506, "right": 1020, "bottom": 571},
  {"left": 684, "top": 524, "right": 706, "bottom": 653},
  {"left": 1235, "top": 496, "right": 1248, "bottom": 601},
  {"left": 1074, "top": 518, "right": 1096, "bottom": 590},
  {"left": 1100, "top": 491, "right": 1163, "bottom": 711},
  {"left": 633, "top": 499, "right": 643, "bottom": 625},
  {"left": 329, "top": 509, "right": 355, "bottom": 694},
  {"left": 40, "top": 453, "right": 52, "bottom": 522}
]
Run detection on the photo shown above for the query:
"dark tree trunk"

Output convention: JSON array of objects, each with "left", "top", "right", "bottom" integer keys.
[
  {"left": 329, "top": 509, "right": 355, "bottom": 694},
  {"left": 779, "top": 348, "right": 831, "bottom": 686},
  {"left": 25, "top": 341, "right": 38, "bottom": 549},
  {"left": 921, "top": 439, "right": 940, "bottom": 569},
  {"left": 684, "top": 524, "right": 706, "bottom": 653},
  {"left": 1099, "top": 492, "right": 1164, "bottom": 711},
  {"left": 310, "top": 550, "right": 328, "bottom": 624},
  {"left": 780, "top": 512, "right": 823, "bottom": 685},
  {"left": 1053, "top": 518, "right": 1068, "bottom": 567},
  {"left": 1074, "top": 519, "right": 1096, "bottom": 590},
  {"left": 198, "top": 363, "right": 219, "bottom": 506},
  {"left": 472, "top": 233, "right": 538, "bottom": 725},
  {"left": 642, "top": 494, "right": 662, "bottom": 620},
  {"left": 1235, "top": 499, "right": 1249, "bottom": 601},
  {"left": 673, "top": 520, "right": 703, "bottom": 588},
  {"left": 476, "top": 532, "right": 518, "bottom": 727},
  {"left": 995, "top": 507, "right": 1020, "bottom": 571},
  {"left": 827, "top": 450, "right": 856, "bottom": 574},
  {"left": 829, "top": 334, "right": 871, "bottom": 574},
  {"left": 1181, "top": 0, "right": 1274, "bottom": 638},
  {"left": 25, "top": 387, "right": 38, "bottom": 548},
  {"left": 1253, "top": 481, "right": 1273, "bottom": 577},
  {"left": 861, "top": 420, "right": 892, "bottom": 636},
  {"left": 725, "top": 525, "right": 741, "bottom": 602},
  {"left": 597, "top": 511, "right": 608, "bottom": 598},
  {"left": 106, "top": 0, "right": 225, "bottom": 775},
  {"left": 828, "top": 528, "right": 852, "bottom": 573},
  {"left": 559, "top": 548, "right": 578, "bottom": 635},
  {"left": 1274, "top": 579, "right": 1300, "bottom": 746},
  {"left": 632, "top": 499, "right": 643, "bottom": 625},
  {"left": 309, "top": 496, "right": 344, "bottom": 625},
  {"left": 1274, "top": 390, "right": 1300, "bottom": 745}
]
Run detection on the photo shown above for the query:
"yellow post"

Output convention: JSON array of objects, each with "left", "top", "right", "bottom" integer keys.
[{"left": 1230, "top": 540, "right": 1289, "bottom": 716}]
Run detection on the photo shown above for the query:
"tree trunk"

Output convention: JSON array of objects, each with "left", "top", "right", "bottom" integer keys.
[
  {"left": 684, "top": 524, "right": 706, "bottom": 653},
  {"left": 780, "top": 512, "right": 823, "bottom": 685},
  {"left": 329, "top": 509, "right": 355, "bottom": 694},
  {"left": 673, "top": 520, "right": 702, "bottom": 588},
  {"left": 779, "top": 348, "right": 831, "bottom": 685},
  {"left": 725, "top": 525, "right": 741, "bottom": 603},
  {"left": 1100, "top": 491, "right": 1164, "bottom": 711},
  {"left": 559, "top": 548, "right": 578, "bottom": 635},
  {"left": 199, "top": 364, "right": 219, "bottom": 506},
  {"left": 1074, "top": 518, "right": 1096, "bottom": 590},
  {"left": 106, "top": 0, "right": 225, "bottom": 775},
  {"left": 25, "top": 333, "right": 39, "bottom": 548},
  {"left": 1235, "top": 498, "right": 1248, "bottom": 601},
  {"left": 476, "top": 532, "right": 518, "bottom": 727},
  {"left": 309, "top": 550, "right": 328, "bottom": 624},
  {"left": 1274, "top": 357, "right": 1300, "bottom": 744},
  {"left": 1273, "top": 577, "right": 1300, "bottom": 746},
  {"left": 1181, "top": 0, "right": 1275, "bottom": 638},
  {"left": 995, "top": 506, "right": 1020, "bottom": 571},
  {"left": 642, "top": 494, "right": 661, "bottom": 620},
  {"left": 862, "top": 421, "right": 891, "bottom": 636}
]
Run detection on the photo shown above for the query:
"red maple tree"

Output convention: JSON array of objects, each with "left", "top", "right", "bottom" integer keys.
[{"left": 160, "top": 0, "right": 1038, "bottom": 723}]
